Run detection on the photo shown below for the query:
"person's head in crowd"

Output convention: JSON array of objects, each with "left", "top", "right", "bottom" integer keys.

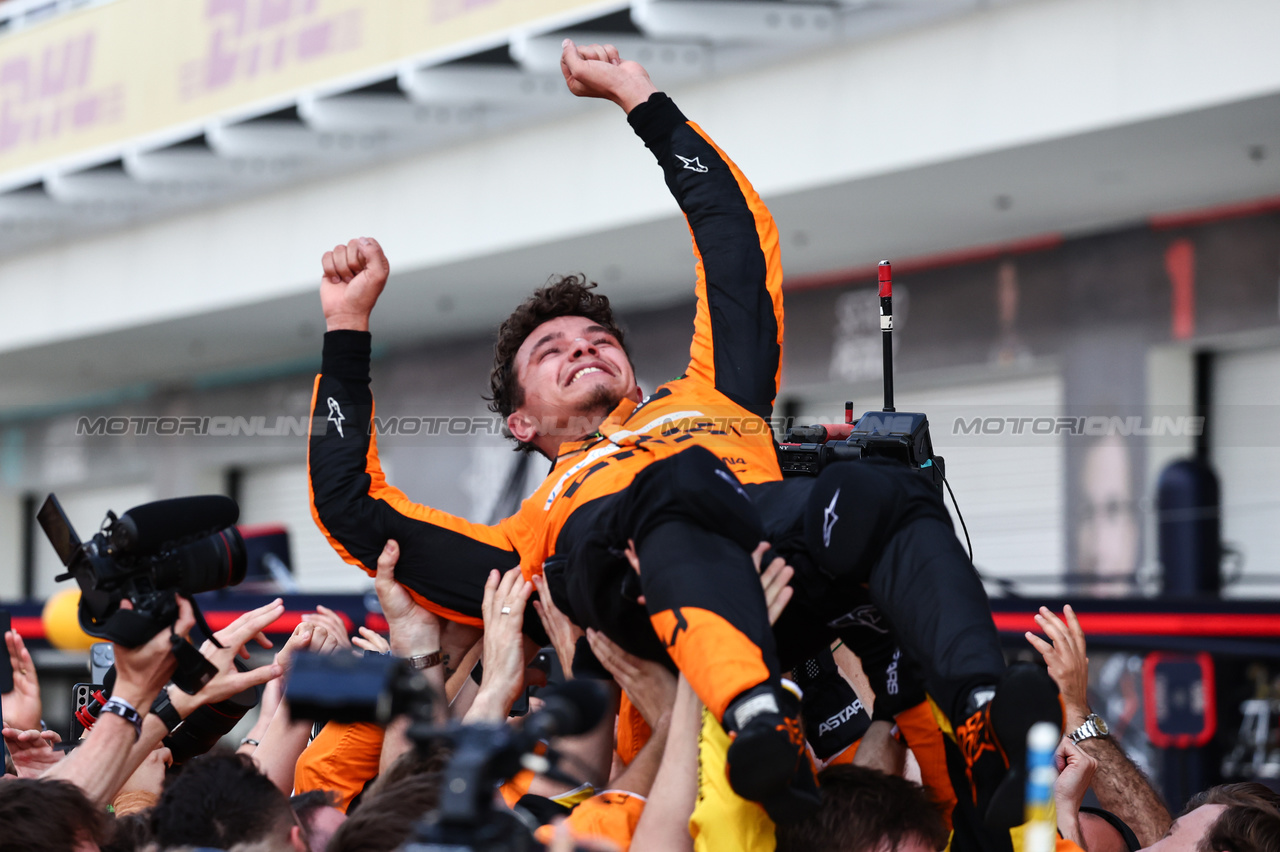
[
  {"left": 150, "top": 752, "right": 306, "bottom": 852},
  {"left": 101, "top": 812, "right": 154, "bottom": 852},
  {"left": 0, "top": 777, "right": 108, "bottom": 852},
  {"left": 290, "top": 789, "right": 347, "bottom": 852},
  {"left": 1140, "top": 782, "right": 1280, "bottom": 852},
  {"left": 327, "top": 747, "right": 447, "bottom": 852},
  {"left": 774, "top": 765, "right": 948, "bottom": 852}
]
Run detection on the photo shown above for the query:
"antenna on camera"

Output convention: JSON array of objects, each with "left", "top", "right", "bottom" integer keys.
[{"left": 879, "top": 260, "right": 895, "bottom": 412}]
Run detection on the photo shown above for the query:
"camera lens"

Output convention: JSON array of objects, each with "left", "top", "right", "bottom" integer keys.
[{"left": 154, "top": 527, "right": 248, "bottom": 595}]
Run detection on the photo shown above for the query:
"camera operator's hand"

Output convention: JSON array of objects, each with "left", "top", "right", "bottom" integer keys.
[
  {"left": 111, "top": 596, "right": 196, "bottom": 708},
  {"left": 169, "top": 599, "right": 286, "bottom": 719},
  {"left": 1, "top": 726, "right": 64, "bottom": 777},
  {"left": 374, "top": 539, "right": 442, "bottom": 660},
  {"left": 3, "top": 628, "right": 42, "bottom": 730},
  {"left": 321, "top": 237, "right": 389, "bottom": 332},
  {"left": 586, "top": 628, "right": 676, "bottom": 730},
  {"left": 532, "top": 572, "right": 583, "bottom": 678},
  {"left": 301, "top": 605, "right": 353, "bottom": 650},
  {"left": 464, "top": 567, "right": 534, "bottom": 723},
  {"left": 560, "top": 39, "right": 658, "bottom": 114}
]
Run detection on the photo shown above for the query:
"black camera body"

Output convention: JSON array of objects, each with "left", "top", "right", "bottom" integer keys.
[
  {"left": 775, "top": 261, "right": 945, "bottom": 489},
  {"left": 777, "top": 410, "right": 945, "bottom": 488},
  {"left": 37, "top": 493, "right": 247, "bottom": 693}
]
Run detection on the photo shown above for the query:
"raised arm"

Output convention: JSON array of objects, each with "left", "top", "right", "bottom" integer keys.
[
  {"left": 310, "top": 237, "right": 522, "bottom": 626},
  {"left": 561, "top": 40, "right": 785, "bottom": 420}
]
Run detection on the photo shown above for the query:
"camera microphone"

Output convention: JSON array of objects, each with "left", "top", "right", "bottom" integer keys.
[
  {"left": 523, "top": 680, "right": 608, "bottom": 741},
  {"left": 112, "top": 496, "right": 239, "bottom": 554}
]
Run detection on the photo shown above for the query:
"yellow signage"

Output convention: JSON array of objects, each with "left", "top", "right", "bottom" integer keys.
[{"left": 0, "top": 0, "right": 614, "bottom": 178}]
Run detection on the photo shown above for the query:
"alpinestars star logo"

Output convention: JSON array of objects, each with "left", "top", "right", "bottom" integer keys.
[
  {"left": 326, "top": 397, "right": 346, "bottom": 438},
  {"left": 676, "top": 154, "right": 708, "bottom": 173},
  {"left": 822, "top": 488, "right": 840, "bottom": 547}
]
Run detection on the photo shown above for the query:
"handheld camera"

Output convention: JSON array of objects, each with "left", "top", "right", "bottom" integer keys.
[
  {"left": 37, "top": 493, "right": 248, "bottom": 693},
  {"left": 777, "top": 261, "right": 945, "bottom": 487}
]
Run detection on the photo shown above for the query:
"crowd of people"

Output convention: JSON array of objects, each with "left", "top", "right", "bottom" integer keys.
[
  {"left": 4, "top": 39, "right": 1280, "bottom": 852},
  {"left": 3, "top": 556, "right": 1278, "bottom": 851}
]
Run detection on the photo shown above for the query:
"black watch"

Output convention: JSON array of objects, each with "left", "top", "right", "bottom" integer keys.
[{"left": 151, "top": 688, "right": 184, "bottom": 734}]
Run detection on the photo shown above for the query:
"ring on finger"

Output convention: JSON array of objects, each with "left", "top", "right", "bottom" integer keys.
[{"left": 500, "top": 606, "right": 512, "bottom": 615}]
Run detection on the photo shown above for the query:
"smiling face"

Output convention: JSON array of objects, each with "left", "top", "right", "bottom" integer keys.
[{"left": 506, "top": 314, "right": 641, "bottom": 455}]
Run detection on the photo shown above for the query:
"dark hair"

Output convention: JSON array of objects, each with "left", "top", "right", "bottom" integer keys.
[
  {"left": 0, "top": 778, "right": 108, "bottom": 852},
  {"left": 1198, "top": 803, "right": 1280, "bottom": 852},
  {"left": 1187, "top": 782, "right": 1280, "bottom": 814},
  {"left": 486, "top": 274, "right": 628, "bottom": 452},
  {"left": 328, "top": 746, "right": 449, "bottom": 852},
  {"left": 101, "top": 812, "right": 153, "bottom": 852},
  {"left": 774, "top": 765, "right": 949, "bottom": 852},
  {"left": 291, "top": 788, "right": 340, "bottom": 846},
  {"left": 150, "top": 751, "right": 296, "bottom": 850}
]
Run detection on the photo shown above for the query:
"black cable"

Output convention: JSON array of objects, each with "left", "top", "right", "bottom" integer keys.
[{"left": 941, "top": 471, "right": 973, "bottom": 565}]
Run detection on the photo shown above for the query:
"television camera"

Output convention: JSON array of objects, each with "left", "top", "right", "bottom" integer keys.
[
  {"left": 37, "top": 493, "right": 248, "bottom": 693},
  {"left": 776, "top": 261, "right": 946, "bottom": 488}
]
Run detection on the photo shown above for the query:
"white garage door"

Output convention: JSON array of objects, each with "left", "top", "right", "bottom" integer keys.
[
  {"left": 1211, "top": 347, "right": 1280, "bottom": 599},
  {"left": 794, "top": 373, "right": 1065, "bottom": 594},
  {"left": 238, "top": 463, "right": 371, "bottom": 592}
]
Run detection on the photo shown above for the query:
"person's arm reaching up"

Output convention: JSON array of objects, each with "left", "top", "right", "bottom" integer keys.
[
  {"left": 1028, "top": 605, "right": 1172, "bottom": 846},
  {"left": 310, "top": 236, "right": 522, "bottom": 628},
  {"left": 561, "top": 39, "right": 785, "bottom": 423}
]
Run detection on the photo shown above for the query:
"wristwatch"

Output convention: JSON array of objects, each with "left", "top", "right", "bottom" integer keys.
[
  {"left": 407, "top": 650, "right": 445, "bottom": 670},
  {"left": 1069, "top": 712, "right": 1110, "bottom": 744}
]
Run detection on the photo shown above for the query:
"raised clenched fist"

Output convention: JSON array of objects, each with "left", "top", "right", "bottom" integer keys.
[
  {"left": 560, "top": 39, "right": 658, "bottom": 113},
  {"left": 320, "top": 237, "right": 390, "bottom": 332}
]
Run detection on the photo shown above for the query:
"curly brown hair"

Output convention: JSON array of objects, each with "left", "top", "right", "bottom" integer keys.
[{"left": 486, "top": 274, "right": 628, "bottom": 451}]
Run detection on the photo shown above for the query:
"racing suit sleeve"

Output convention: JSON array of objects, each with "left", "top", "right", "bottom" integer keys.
[
  {"left": 308, "top": 330, "right": 519, "bottom": 625},
  {"left": 628, "top": 93, "right": 785, "bottom": 421}
]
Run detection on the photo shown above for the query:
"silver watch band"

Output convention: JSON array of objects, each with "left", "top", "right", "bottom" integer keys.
[
  {"left": 407, "top": 650, "right": 444, "bottom": 670},
  {"left": 1069, "top": 716, "right": 1104, "bottom": 743}
]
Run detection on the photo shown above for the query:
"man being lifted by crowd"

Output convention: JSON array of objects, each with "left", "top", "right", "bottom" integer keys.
[{"left": 309, "top": 39, "right": 1060, "bottom": 828}]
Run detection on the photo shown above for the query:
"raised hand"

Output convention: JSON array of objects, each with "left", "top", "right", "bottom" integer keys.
[
  {"left": 301, "top": 605, "right": 353, "bottom": 651},
  {"left": 170, "top": 599, "right": 286, "bottom": 718},
  {"left": 320, "top": 236, "right": 390, "bottom": 332},
  {"left": 2, "top": 727, "right": 64, "bottom": 777},
  {"left": 585, "top": 627, "right": 676, "bottom": 730},
  {"left": 560, "top": 39, "right": 658, "bottom": 113},
  {"left": 3, "top": 629, "right": 42, "bottom": 730},
  {"left": 532, "top": 572, "right": 583, "bottom": 678},
  {"left": 1026, "top": 604, "right": 1090, "bottom": 728},
  {"left": 375, "top": 539, "right": 442, "bottom": 660},
  {"left": 465, "top": 567, "right": 534, "bottom": 722},
  {"left": 752, "top": 542, "right": 795, "bottom": 627}
]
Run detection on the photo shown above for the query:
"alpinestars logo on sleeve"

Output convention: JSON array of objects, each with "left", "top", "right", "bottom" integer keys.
[
  {"left": 326, "top": 397, "right": 346, "bottom": 438},
  {"left": 822, "top": 488, "right": 840, "bottom": 547},
  {"left": 676, "top": 154, "right": 708, "bottom": 173}
]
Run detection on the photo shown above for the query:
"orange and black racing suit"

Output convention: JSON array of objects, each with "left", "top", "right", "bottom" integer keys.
[
  {"left": 308, "top": 93, "right": 1007, "bottom": 730},
  {"left": 310, "top": 93, "right": 788, "bottom": 721}
]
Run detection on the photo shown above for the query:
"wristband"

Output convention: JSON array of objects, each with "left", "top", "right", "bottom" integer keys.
[
  {"left": 407, "top": 650, "right": 445, "bottom": 670},
  {"left": 150, "top": 689, "right": 183, "bottom": 734},
  {"left": 100, "top": 697, "right": 143, "bottom": 740}
]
